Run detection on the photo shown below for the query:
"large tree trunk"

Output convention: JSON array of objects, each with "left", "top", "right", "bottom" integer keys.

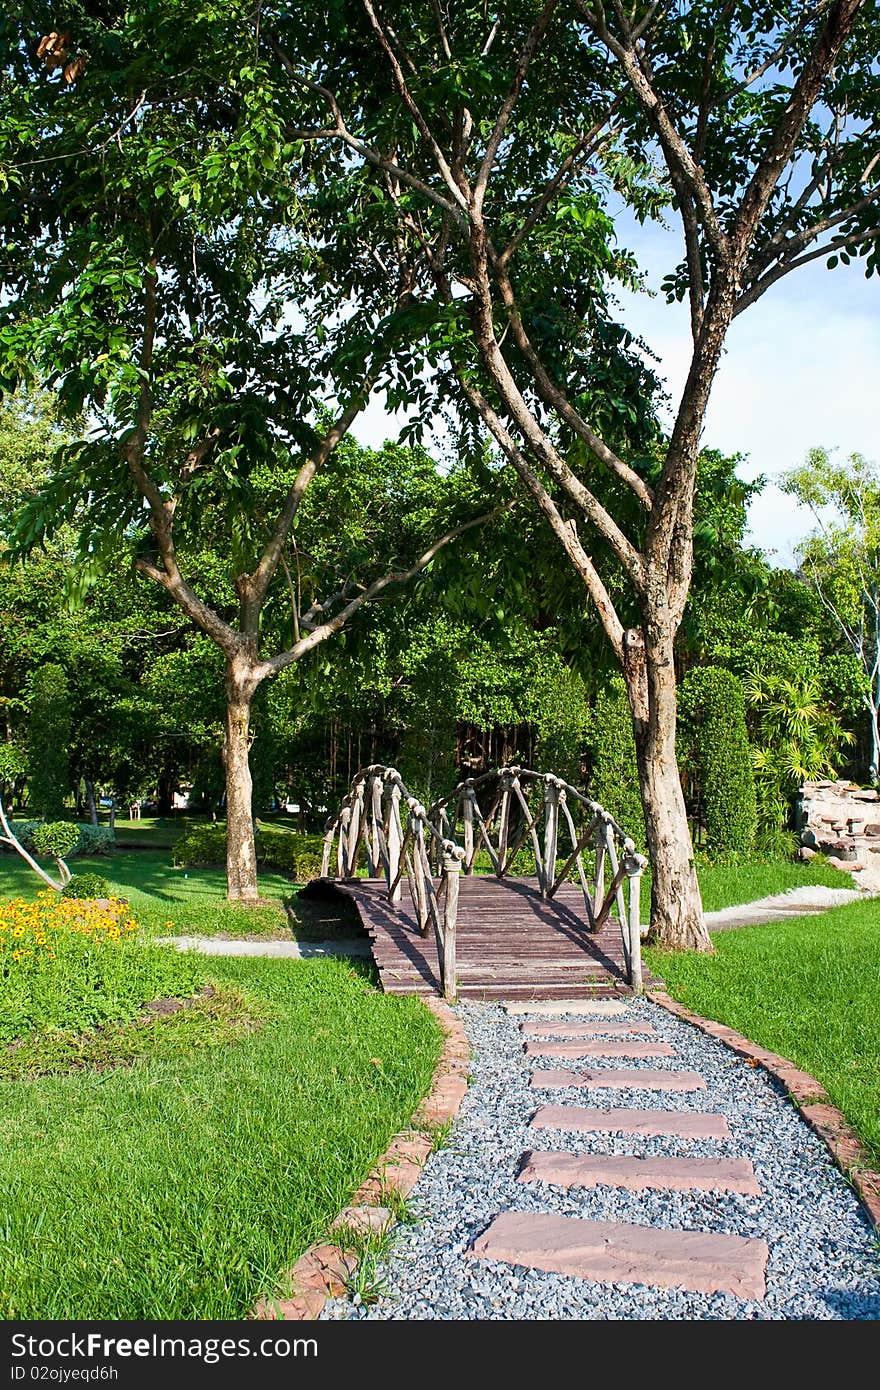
[
  {"left": 85, "top": 779, "right": 98, "bottom": 826},
  {"left": 223, "top": 659, "right": 259, "bottom": 902},
  {"left": 623, "top": 627, "right": 712, "bottom": 952}
]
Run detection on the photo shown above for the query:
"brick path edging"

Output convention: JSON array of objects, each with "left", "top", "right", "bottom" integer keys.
[
  {"left": 648, "top": 990, "right": 880, "bottom": 1233},
  {"left": 252, "top": 997, "right": 470, "bottom": 1320}
]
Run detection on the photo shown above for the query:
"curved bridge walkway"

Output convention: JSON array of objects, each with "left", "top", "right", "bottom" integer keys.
[
  {"left": 327, "top": 875, "right": 660, "bottom": 1002},
  {"left": 320, "top": 764, "right": 658, "bottom": 1003}
]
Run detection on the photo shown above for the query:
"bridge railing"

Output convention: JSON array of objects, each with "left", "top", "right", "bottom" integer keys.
[
  {"left": 321, "top": 765, "right": 464, "bottom": 1001},
  {"left": 429, "top": 766, "right": 647, "bottom": 993}
]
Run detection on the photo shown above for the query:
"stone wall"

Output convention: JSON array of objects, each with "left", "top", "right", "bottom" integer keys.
[{"left": 796, "top": 779, "right": 880, "bottom": 875}]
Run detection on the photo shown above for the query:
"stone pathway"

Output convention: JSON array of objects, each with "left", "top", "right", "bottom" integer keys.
[
  {"left": 157, "top": 934, "right": 372, "bottom": 958},
  {"left": 703, "top": 883, "right": 868, "bottom": 931},
  {"left": 322, "top": 997, "right": 880, "bottom": 1320}
]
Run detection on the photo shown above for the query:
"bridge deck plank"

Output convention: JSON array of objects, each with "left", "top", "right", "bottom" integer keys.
[{"left": 321, "top": 875, "right": 658, "bottom": 1000}]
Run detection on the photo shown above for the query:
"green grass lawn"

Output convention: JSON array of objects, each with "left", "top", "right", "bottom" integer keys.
[
  {"left": 0, "top": 955, "right": 443, "bottom": 1319},
  {"left": 645, "top": 898, "right": 880, "bottom": 1167},
  {"left": 0, "top": 851, "right": 295, "bottom": 938}
]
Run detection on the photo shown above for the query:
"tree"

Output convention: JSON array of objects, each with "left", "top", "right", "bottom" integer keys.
[
  {"left": 1, "top": 4, "right": 492, "bottom": 899},
  {"left": 272, "top": 0, "right": 878, "bottom": 946},
  {"left": 782, "top": 449, "right": 880, "bottom": 780}
]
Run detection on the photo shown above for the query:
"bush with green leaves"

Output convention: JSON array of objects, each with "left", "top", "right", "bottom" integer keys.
[
  {"left": 62, "top": 873, "right": 111, "bottom": 900},
  {"left": 172, "top": 825, "right": 326, "bottom": 882},
  {"left": 32, "top": 821, "right": 79, "bottom": 860},
  {"left": 587, "top": 678, "right": 646, "bottom": 847},
  {"left": 679, "top": 666, "right": 757, "bottom": 854},
  {"left": 5, "top": 821, "right": 114, "bottom": 858},
  {"left": 171, "top": 825, "right": 226, "bottom": 867},
  {"left": 74, "top": 824, "right": 115, "bottom": 856},
  {"left": 257, "top": 828, "right": 326, "bottom": 882}
]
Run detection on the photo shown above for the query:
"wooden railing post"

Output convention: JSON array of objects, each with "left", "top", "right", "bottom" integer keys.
[
  {"left": 387, "top": 778, "right": 403, "bottom": 904},
  {"left": 347, "top": 777, "right": 364, "bottom": 878},
  {"left": 321, "top": 825, "right": 334, "bottom": 878},
  {"left": 542, "top": 778, "right": 559, "bottom": 899},
  {"left": 439, "top": 848, "right": 461, "bottom": 1003},
  {"left": 593, "top": 815, "right": 607, "bottom": 926},
  {"left": 462, "top": 789, "right": 475, "bottom": 873},
  {"left": 337, "top": 805, "right": 351, "bottom": 879},
  {"left": 624, "top": 849, "right": 647, "bottom": 994}
]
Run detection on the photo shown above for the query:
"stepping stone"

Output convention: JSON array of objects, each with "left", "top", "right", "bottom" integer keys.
[
  {"left": 531, "top": 1068, "right": 707, "bottom": 1092},
  {"left": 470, "top": 1211, "right": 768, "bottom": 1300},
  {"left": 505, "top": 1000, "right": 628, "bottom": 1018},
  {"left": 518, "top": 1150, "right": 760, "bottom": 1195},
  {"left": 524, "top": 1039, "right": 675, "bottom": 1060},
  {"left": 520, "top": 1020, "right": 657, "bottom": 1038},
  {"left": 530, "top": 1105, "right": 732, "bottom": 1140}
]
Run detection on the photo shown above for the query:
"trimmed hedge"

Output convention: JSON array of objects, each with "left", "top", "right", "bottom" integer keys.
[
  {"left": 679, "top": 666, "right": 757, "bottom": 854},
  {"left": 587, "top": 677, "right": 646, "bottom": 847},
  {"left": 7, "top": 821, "right": 115, "bottom": 858},
  {"left": 172, "top": 825, "right": 325, "bottom": 882}
]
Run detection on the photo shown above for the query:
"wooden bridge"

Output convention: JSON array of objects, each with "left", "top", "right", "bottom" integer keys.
[{"left": 318, "top": 765, "right": 656, "bottom": 1002}]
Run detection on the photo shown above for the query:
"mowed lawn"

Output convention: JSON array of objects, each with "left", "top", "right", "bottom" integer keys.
[
  {"left": 645, "top": 898, "right": 880, "bottom": 1166},
  {"left": 0, "top": 955, "right": 443, "bottom": 1319},
  {"left": 0, "top": 851, "right": 295, "bottom": 938}
]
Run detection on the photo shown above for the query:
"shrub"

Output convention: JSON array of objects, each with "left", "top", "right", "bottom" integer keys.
[
  {"left": 587, "top": 677, "right": 646, "bottom": 847},
  {"left": 6, "top": 821, "right": 115, "bottom": 858},
  {"left": 171, "top": 825, "right": 226, "bottom": 867},
  {"left": 6, "top": 821, "right": 41, "bottom": 854},
  {"left": 257, "top": 827, "right": 325, "bottom": 881},
  {"left": 74, "top": 824, "right": 115, "bottom": 856},
  {"left": 172, "top": 824, "right": 326, "bottom": 882},
  {"left": 62, "top": 872, "right": 110, "bottom": 900},
  {"left": 32, "top": 821, "right": 79, "bottom": 860},
  {"left": 0, "top": 892, "right": 204, "bottom": 1042},
  {"left": 679, "top": 667, "right": 757, "bottom": 854}
]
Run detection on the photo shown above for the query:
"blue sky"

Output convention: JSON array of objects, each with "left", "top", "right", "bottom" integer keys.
[{"left": 354, "top": 217, "right": 878, "bottom": 569}]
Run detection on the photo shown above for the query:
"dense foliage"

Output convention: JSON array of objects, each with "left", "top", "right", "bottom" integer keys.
[
  {"left": 586, "top": 677, "right": 645, "bottom": 847},
  {"left": 679, "top": 667, "right": 757, "bottom": 855}
]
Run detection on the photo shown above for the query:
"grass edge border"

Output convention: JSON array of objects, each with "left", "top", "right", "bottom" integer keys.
[
  {"left": 648, "top": 988, "right": 880, "bottom": 1235},
  {"left": 251, "top": 997, "right": 470, "bottom": 1321}
]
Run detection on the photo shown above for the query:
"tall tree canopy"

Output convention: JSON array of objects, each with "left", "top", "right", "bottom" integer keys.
[
  {"left": 262, "top": 0, "right": 879, "bottom": 945},
  {"left": 0, "top": 3, "right": 492, "bottom": 897}
]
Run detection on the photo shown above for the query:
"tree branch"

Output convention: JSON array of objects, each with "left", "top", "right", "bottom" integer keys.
[
  {"left": 255, "top": 508, "right": 501, "bottom": 678},
  {"left": 474, "top": 0, "right": 559, "bottom": 215},
  {"left": 732, "top": 0, "right": 866, "bottom": 260},
  {"left": 361, "top": 0, "right": 471, "bottom": 205},
  {"left": 453, "top": 367, "right": 625, "bottom": 660},
  {"left": 244, "top": 377, "right": 374, "bottom": 623},
  {"left": 734, "top": 224, "right": 880, "bottom": 314}
]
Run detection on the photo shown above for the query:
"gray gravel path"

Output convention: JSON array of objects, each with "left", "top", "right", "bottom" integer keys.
[{"left": 322, "top": 999, "right": 880, "bottom": 1320}]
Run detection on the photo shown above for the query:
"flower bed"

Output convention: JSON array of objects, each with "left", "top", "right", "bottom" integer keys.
[{"left": 0, "top": 891, "right": 204, "bottom": 1042}]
